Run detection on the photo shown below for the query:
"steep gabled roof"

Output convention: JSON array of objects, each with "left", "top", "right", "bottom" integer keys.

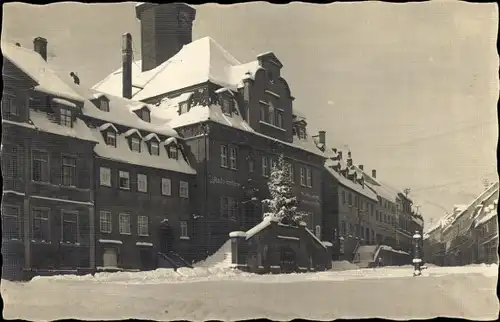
[
  {"left": 1, "top": 41, "right": 83, "bottom": 102},
  {"left": 93, "top": 37, "right": 262, "bottom": 101}
]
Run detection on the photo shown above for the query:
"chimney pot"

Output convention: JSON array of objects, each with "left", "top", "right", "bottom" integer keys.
[
  {"left": 359, "top": 165, "right": 364, "bottom": 171},
  {"left": 318, "top": 131, "right": 326, "bottom": 145},
  {"left": 15, "top": 42, "right": 21, "bottom": 47},
  {"left": 33, "top": 37, "right": 48, "bottom": 61},
  {"left": 372, "top": 169, "right": 377, "bottom": 178},
  {"left": 122, "top": 33, "right": 133, "bottom": 99}
]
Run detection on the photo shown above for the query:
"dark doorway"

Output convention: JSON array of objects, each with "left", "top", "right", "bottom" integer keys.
[
  {"left": 140, "top": 249, "right": 154, "bottom": 271},
  {"left": 280, "top": 246, "right": 297, "bottom": 273},
  {"left": 159, "top": 221, "right": 175, "bottom": 254}
]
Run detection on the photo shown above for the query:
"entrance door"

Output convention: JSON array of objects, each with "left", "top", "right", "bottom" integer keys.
[
  {"left": 140, "top": 249, "right": 153, "bottom": 270},
  {"left": 159, "top": 224, "right": 175, "bottom": 254},
  {"left": 103, "top": 248, "right": 118, "bottom": 268},
  {"left": 280, "top": 246, "right": 297, "bottom": 272}
]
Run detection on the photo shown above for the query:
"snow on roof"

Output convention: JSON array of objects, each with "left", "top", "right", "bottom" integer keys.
[
  {"left": 325, "top": 159, "right": 378, "bottom": 201},
  {"left": 1, "top": 41, "right": 83, "bottom": 102},
  {"left": 94, "top": 37, "right": 261, "bottom": 101},
  {"left": 29, "top": 110, "right": 98, "bottom": 143},
  {"left": 123, "top": 128, "right": 143, "bottom": 139},
  {"left": 245, "top": 217, "right": 273, "bottom": 240},
  {"left": 98, "top": 123, "right": 118, "bottom": 132},
  {"left": 164, "top": 137, "right": 178, "bottom": 146},
  {"left": 128, "top": 104, "right": 150, "bottom": 112},
  {"left": 364, "top": 181, "right": 396, "bottom": 202},
  {"left": 292, "top": 107, "right": 307, "bottom": 119},
  {"left": 90, "top": 128, "right": 195, "bottom": 174},
  {"left": 52, "top": 97, "right": 77, "bottom": 108},
  {"left": 305, "top": 227, "right": 327, "bottom": 249},
  {"left": 143, "top": 133, "right": 161, "bottom": 142},
  {"left": 150, "top": 92, "right": 194, "bottom": 123}
]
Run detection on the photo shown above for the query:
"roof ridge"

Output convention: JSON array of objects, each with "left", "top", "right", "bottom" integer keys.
[{"left": 204, "top": 36, "right": 241, "bottom": 66}]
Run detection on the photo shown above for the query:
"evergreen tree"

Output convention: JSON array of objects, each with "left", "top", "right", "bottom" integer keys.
[{"left": 261, "top": 154, "right": 306, "bottom": 225}]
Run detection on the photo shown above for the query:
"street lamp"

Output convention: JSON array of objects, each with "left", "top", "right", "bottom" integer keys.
[{"left": 413, "top": 230, "right": 422, "bottom": 276}]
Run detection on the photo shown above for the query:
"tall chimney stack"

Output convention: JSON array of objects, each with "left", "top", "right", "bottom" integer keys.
[
  {"left": 372, "top": 169, "right": 377, "bottom": 178},
  {"left": 318, "top": 131, "right": 326, "bottom": 145},
  {"left": 33, "top": 37, "right": 48, "bottom": 61},
  {"left": 122, "top": 33, "right": 133, "bottom": 99},
  {"left": 135, "top": 3, "right": 196, "bottom": 72}
]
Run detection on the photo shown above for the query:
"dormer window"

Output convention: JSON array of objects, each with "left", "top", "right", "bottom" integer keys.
[
  {"left": 60, "top": 108, "right": 72, "bottom": 127},
  {"left": 131, "top": 137, "right": 141, "bottom": 152},
  {"left": 179, "top": 101, "right": 189, "bottom": 114},
  {"left": 298, "top": 127, "right": 306, "bottom": 140},
  {"left": 168, "top": 145, "right": 178, "bottom": 160},
  {"left": 221, "top": 98, "right": 233, "bottom": 115},
  {"left": 141, "top": 108, "right": 150, "bottom": 123},
  {"left": 151, "top": 141, "right": 159, "bottom": 156},
  {"left": 99, "top": 99, "right": 109, "bottom": 112},
  {"left": 105, "top": 131, "right": 117, "bottom": 147}
]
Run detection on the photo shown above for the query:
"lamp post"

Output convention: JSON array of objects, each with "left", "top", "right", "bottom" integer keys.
[{"left": 413, "top": 230, "right": 422, "bottom": 276}]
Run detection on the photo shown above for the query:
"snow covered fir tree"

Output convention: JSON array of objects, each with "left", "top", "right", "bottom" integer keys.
[{"left": 261, "top": 154, "right": 306, "bottom": 226}]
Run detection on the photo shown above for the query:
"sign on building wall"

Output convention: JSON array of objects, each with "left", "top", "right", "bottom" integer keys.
[{"left": 209, "top": 176, "right": 241, "bottom": 188}]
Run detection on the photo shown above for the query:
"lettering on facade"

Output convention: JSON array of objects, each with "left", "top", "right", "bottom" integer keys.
[
  {"left": 300, "top": 191, "right": 320, "bottom": 206},
  {"left": 209, "top": 176, "right": 241, "bottom": 188}
]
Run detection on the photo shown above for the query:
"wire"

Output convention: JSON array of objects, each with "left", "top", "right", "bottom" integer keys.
[{"left": 410, "top": 173, "right": 497, "bottom": 193}]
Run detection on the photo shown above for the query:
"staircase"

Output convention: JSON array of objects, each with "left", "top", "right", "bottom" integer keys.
[{"left": 157, "top": 251, "right": 193, "bottom": 271}]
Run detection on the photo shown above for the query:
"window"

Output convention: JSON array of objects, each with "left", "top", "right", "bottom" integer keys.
[
  {"left": 119, "top": 213, "right": 131, "bottom": 235},
  {"left": 99, "top": 100, "right": 109, "bottom": 112},
  {"left": 100, "top": 167, "right": 112, "bottom": 186},
  {"left": 179, "top": 101, "right": 189, "bottom": 114},
  {"left": 141, "top": 109, "right": 150, "bottom": 123},
  {"left": 180, "top": 221, "right": 188, "bottom": 238},
  {"left": 60, "top": 107, "right": 72, "bottom": 127},
  {"left": 32, "top": 150, "right": 49, "bottom": 182},
  {"left": 150, "top": 141, "right": 159, "bottom": 156},
  {"left": 221, "top": 197, "right": 229, "bottom": 218},
  {"left": 161, "top": 178, "right": 172, "bottom": 196},
  {"left": 137, "top": 174, "right": 148, "bottom": 192},
  {"left": 341, "top": 221, "right": 346, "bottom": 235},
  {"left": 2, "top": 205, "right": 21, "bottom": 240},
  {"left": 262, "top": 156, "right": 270, "bottom": 177},
  {"left": 285, "top": 162, "right": 294, "bottom": 182},
  {"left": 168, "top": 145, "right": 178, "bottom": 159},
  {"left": 32, "top": 208, "right": 50, "bottom": 242},
  {"left": 341, "top": 190, "right": 346, "bottom": 205},
  {"left": 354, "top": 195, "right": 358, "bottom": 208},
  {"left": 348, "top": 193, "right": 352, "bottom": 206},
  {"left": 300, "top": 167, "right": 306, "bottom": 186},
  {"left": 268, "top": 102, "right": 275, "bottom": 125},
  {"left": 229, "top": 198, "right": 238, "bottom": 220},
  {"left": 61, "top": 210, "right": 78, "bottom": 244},
  {"left": 105, "top": 131, "right": 116, "bottom": 147},
  {"left": 315, "top": 225, "right": 322, "bottom": 239},
  {"left": 137, "top": 216, "right": 149, "bottom": 236},
  {"left": 275, "top": 110, "right": 283, "bottom": 128},
  {"left": 61, "top": 156, "right": 76, "bottom": 186},
  {"left": 100, "top": 211, "right": 112, "bottom": 233},
  {"left": 221, "top": 99, "right": 232, "bottom": 115},
  {"left": 118, "top": 171, "right": 130, "bottom": 190},
  {"left": 243, "top": 84, "right": 250, "bottom": 102},
  {"left": 220, "top": 145, "right": 228, "bottom": 168},
  {"left": 131, "top": 137, "right": 141, "bottom": 152},
  {"left": 2, "top": 144, "right": 19, "bottom": 178},
  {"left": 260, "top": 105, "right": 269, "bottom": 123},
  {"left": 248, "top": 158, "right": 254, "bottom": 173},
  {"left": 179, "top": 181, "right": 189, "bottom": 198},
  {"left": 306, "top": 167, "right": 312, "bottom": 187},
  {"left": 2, "top": 95, "right": 17, "bottom": 118},
  {"left": 298, "top": 127, "right": 306, "bottom": 140},
  {"left": 230, "top": 147, "right": 238, "bottom": 170}
]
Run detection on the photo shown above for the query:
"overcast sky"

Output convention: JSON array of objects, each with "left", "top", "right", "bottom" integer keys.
[{"left": 2, "top": 1, "right": 498, "bottom": 224}]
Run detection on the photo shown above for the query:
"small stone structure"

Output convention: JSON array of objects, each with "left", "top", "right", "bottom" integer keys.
[{"left": 229, "top": 218, "right": 332, "bottom": 274}]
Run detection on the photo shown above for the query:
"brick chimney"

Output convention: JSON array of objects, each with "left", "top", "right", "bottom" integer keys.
[
  {"left": 359, "top": 165, "right": 364, "bottom": 171},
  {"left": 318, "top": 131, "right": 326, "bottom": 145},
  {"left": 372, "top": 169, "right": 377, "bottom": 178},
  {"left": 135, "top": 3, "right": 196, "bottom": 72},
  {"left": 33, "top": 37, "right": 48, "bottom": 61},
  {"left": 122, "top": 33, "right": 133, "bottom": 99}
]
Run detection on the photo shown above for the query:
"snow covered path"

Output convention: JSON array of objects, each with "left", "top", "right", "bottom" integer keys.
[{"left": 2, "top": 265, "right": 498, "bottom": 321}]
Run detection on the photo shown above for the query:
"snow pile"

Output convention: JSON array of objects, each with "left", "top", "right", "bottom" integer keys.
[
  {"left": 330, "top": 261, "right": 360, "bottom": 271},
  {"left": 194, "top": 240, "right": 233, "bottom": 268}
]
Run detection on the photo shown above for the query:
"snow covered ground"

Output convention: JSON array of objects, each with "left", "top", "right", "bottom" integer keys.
[{"left": 2, "top": 264, "right": 498, "bottom": 321}]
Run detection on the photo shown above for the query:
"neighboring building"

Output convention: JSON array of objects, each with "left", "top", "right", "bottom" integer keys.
[
  {"left": 314, "top": 133, "right": 378, "bottom": 261},
  {"left": 425, "top": 182, "right": 499, "bottom": 266},
  {"left": 2, "top": 39, "right": 98, "bottom": 279},
  {"left": 94, "top": 3, "right": 327, "bottom": 257}
]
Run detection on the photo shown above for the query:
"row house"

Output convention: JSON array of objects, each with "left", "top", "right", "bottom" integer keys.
[
  {"left": 2, "top": 39, "right": 97, "bottom": 280},
  {"left": 93, "top": 3, "right": 326, "bottom": 258}
]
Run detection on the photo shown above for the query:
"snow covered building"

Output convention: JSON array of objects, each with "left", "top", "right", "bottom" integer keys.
[
  {"left": 2, "top": 39, "right": 98, "bottom": 279},
  {"left": 93, "top": 3, "right": 327, "bottom": 258},
  {"left": 62, "top": 76, "right": 198, "bottom": 271}
]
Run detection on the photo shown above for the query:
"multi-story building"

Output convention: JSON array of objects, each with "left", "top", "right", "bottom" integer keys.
[
  {"left": 93, "top": 3, "right": 327, "bottom": 257},
  {"left": 314, "top": 133, "right": 378, "bottom": 260},
  {"left": 2, "top": 39, "right": 97, "bottom": 279}
]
